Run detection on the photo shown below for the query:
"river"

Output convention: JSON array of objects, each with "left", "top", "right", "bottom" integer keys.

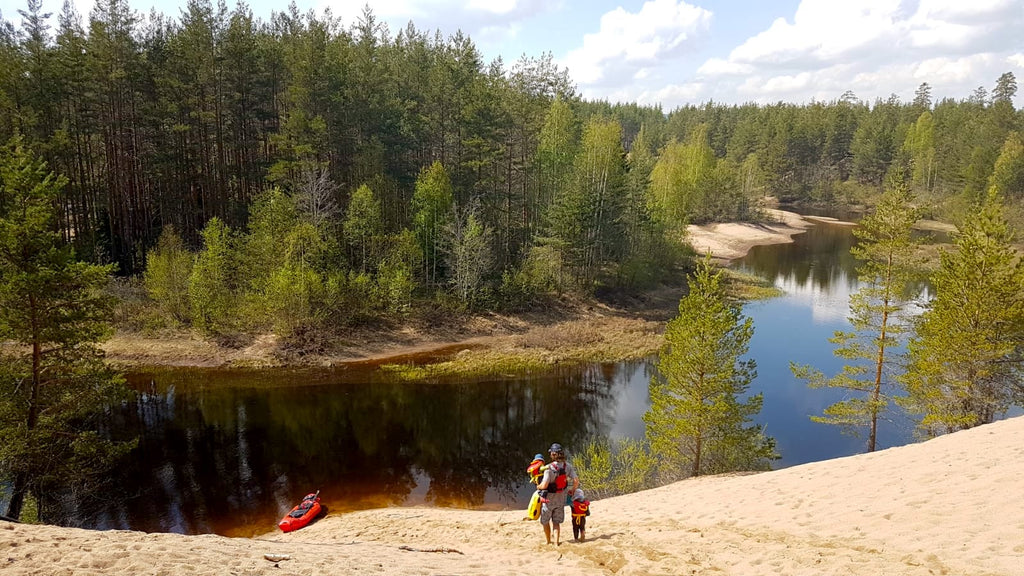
[{"left": 55, "top": 217, "right": 927, "bottom": 536}]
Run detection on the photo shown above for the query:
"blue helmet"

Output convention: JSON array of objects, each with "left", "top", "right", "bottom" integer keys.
[
  {"left": 533, "top": 453, "right": 545, "bottom": 460},
  {"left": 549, "top": 443, "right": 564, "bottom": 457}
]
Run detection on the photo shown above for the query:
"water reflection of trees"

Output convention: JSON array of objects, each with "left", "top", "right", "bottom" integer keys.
[
  {"left": 54, "top": 364, "right": 627, "bottom": 534},
  {"left": 737, "top": 223, "right": 859, "bottom": 292}
]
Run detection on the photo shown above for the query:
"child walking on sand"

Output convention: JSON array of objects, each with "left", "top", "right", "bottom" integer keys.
[{"left": 570, "top": 489, "right": 590, "bottom": 541}]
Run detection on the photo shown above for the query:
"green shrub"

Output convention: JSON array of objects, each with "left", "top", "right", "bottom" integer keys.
[
  {"left": 189, "top": 218, "right": 238, "bottom": 335},
  {"left": 323, "top": 270, "right": 374, "bottom": 324},
  {"left": 143, "top": 226, "right": 193, "bottom": 324},
  {"left": 374, "top": 262, "right": 415, "bottom": 315},
  {"left": 572, "top": 437, "right": 657, "bottom": 500},
  {"left": 264, "top": 264, "right": 324, "bottom": 337}
]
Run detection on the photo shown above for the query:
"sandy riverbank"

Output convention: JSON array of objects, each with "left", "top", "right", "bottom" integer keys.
[
  {"left": 4, "top": 415, "right": 1021, "bottom": 575},
  {"left": 685, "top": 208, "right": 832, "bottom": 261}
]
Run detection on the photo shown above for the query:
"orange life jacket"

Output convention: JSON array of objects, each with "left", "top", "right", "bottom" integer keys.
[{"left": 526, "top": 458, "right": 545, "bottom": 483}]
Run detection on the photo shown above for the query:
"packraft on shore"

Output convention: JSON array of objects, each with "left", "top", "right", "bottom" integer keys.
[{"left": 278, "top": 491, "right": 322, "bottom": 532}]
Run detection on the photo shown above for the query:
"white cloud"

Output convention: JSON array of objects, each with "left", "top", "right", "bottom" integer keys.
[
  {"left": 911, "top": 0, "right": 1015, "bottom": 21},
  {"left": 913, "top": 54, "right": 996, "bottom": 84},
  {"left": 728, "top": 0, "right": 903, "bottom": 66},
  {"left": 322, "top": 0, "right": 554, "bottom": 44},
  {"left": 907, "top": 20, "right": 978, "bottom": 49},
  {"left": 466, "top": 0, "right": 519, "bottom": 15},
  {"left": 471, "top": 0, "right": 520, "bottom": 15},
  {"left": 906, "top": 0, "right": 1022, "bottom": 51},
  {"left": 697, "top": 58, "right": 753, "bottom": 76},
  {"left": 561, "top": 0, "right": 711, "bottom": 86},
  {"left": 636, "top": 82, "right": 705, "bottom": 107},
  {"left": 687, "top": 0, "right": 1024, "bottom": 106},
  {"left": 704, "top": 0, "right": 1023, "bottom": 76},
  {"left": 761, "top": 72, "right": 813, "bottom": 93}
]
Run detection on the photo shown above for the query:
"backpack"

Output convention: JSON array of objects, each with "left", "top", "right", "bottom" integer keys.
[{"left": 551, "top": 462, "right": 568, "bottom": 492}]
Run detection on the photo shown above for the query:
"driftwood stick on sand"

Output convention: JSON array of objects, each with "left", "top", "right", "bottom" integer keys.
[{"left": 398, "top": 545, "right": 465, "bottom": 555}]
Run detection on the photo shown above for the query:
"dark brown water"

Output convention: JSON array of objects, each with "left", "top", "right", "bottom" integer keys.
[{"left": 66, "top": 362, "right": 650, "bottom": 536}]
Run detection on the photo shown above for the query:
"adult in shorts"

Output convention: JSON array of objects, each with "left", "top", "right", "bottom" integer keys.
[{"left": 537, "top": 442, "right": 579, "bottom": 546}]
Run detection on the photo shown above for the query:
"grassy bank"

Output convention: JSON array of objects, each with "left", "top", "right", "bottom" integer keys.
[
  {"left": 377, "top": 316, "right": 665, "bottom": 382},
  {"left": 102, "top": 262, "right": 787, "bottom": 381}
]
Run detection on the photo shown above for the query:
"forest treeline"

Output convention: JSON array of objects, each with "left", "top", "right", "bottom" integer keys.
[{"left": 1, "top": 0, "right": 1023, "bottom": 334}]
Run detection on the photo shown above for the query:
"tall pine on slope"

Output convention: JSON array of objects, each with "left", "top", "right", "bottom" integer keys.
[
  {"left": 644, "top": 256, "right": 777, "bottom": 479},
  {"left": 902, "top": 190, "right": 1024, "bottom": 434},
  {"left": 0, "top": 136, "right": 134, "bottom": 521},
  {"left": 792, "top": 177, "right": 921, "bottom": 452}
]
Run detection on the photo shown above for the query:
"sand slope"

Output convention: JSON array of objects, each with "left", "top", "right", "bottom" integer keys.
[{"left": 3, "top": 416, "right": 1023, "bottom": 576}]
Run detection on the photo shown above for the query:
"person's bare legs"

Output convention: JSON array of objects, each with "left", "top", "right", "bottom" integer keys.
[
  {"left": 554, "top": 522, "right": 561, "bottom": 546},
  {"left": 543, "top": 522, "right": 552, "bottom": 544}
]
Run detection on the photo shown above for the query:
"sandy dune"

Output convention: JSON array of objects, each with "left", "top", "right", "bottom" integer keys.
[{"left": 3, "top": 415, "right": 1022, "bottom": 575}]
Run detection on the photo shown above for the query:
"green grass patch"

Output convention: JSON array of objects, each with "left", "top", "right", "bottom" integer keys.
[
  {"left": 379, "top": 353, "right": 553, "bottom": 382},
  {"left": 722, "top": 268, "right": 784, "bottom": 301}
]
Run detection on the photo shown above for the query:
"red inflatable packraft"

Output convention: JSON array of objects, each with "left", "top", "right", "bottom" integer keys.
[{"left": 278, "top": 491, "right": 322, "bottom": 532}]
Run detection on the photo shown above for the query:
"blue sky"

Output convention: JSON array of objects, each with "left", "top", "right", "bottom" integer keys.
[{"left": 2, "top": 0, "right": 1022, "bottom": 108}]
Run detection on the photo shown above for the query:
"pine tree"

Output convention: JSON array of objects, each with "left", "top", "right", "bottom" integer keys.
[
  {"left": 624, "top": 124, "right": 657, "bottom": 251},
  {"left": 617, "top": 124, "right": 677, "bottom": 289},
  {"left": 0, "top": 136, "right": 134, "bottom": 521},
  {"left": 644, "top": 256, "right": 777, "bottom": 479},
  {"left": 239, "top": 188, "right": 298, "bottom": 295},
  {"left": 902, "top": 190, "right": 1024, "bottom": 434},
  {"left": 535, "top": 96, "right": 577, "bottom": 228},
  {"left": 264, "top": 222, "right": 325, "bottom": 337},
  {"left": 851, "top": 97, "right": 899, "bottom": 186},
  {"left": 912, "top": 82, "right": 932, "bottom": 111},
  {"left": 992, "top": 72, "right": 1017, "bottom": 104},
  {"left": 791, "top": 177, "right": 921, "bottom": 452},
  {"left": 989, "top": 132, "right": 1024, "bottom": 199}
]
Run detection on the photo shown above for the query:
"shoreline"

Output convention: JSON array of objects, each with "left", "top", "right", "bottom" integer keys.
[
  {"left": 102, "top": 209, "right": 820, "bottom": 372},
  {"left": 685, "top": 208, "right": 827, "bottom": 262},
  {"left": 4, "top": 415, "right": 1021, "bottom": 575}
]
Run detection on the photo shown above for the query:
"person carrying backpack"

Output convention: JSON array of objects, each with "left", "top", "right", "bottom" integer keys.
[{"left": 536, "top": 442, "right": 579, "bottom": 546}]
